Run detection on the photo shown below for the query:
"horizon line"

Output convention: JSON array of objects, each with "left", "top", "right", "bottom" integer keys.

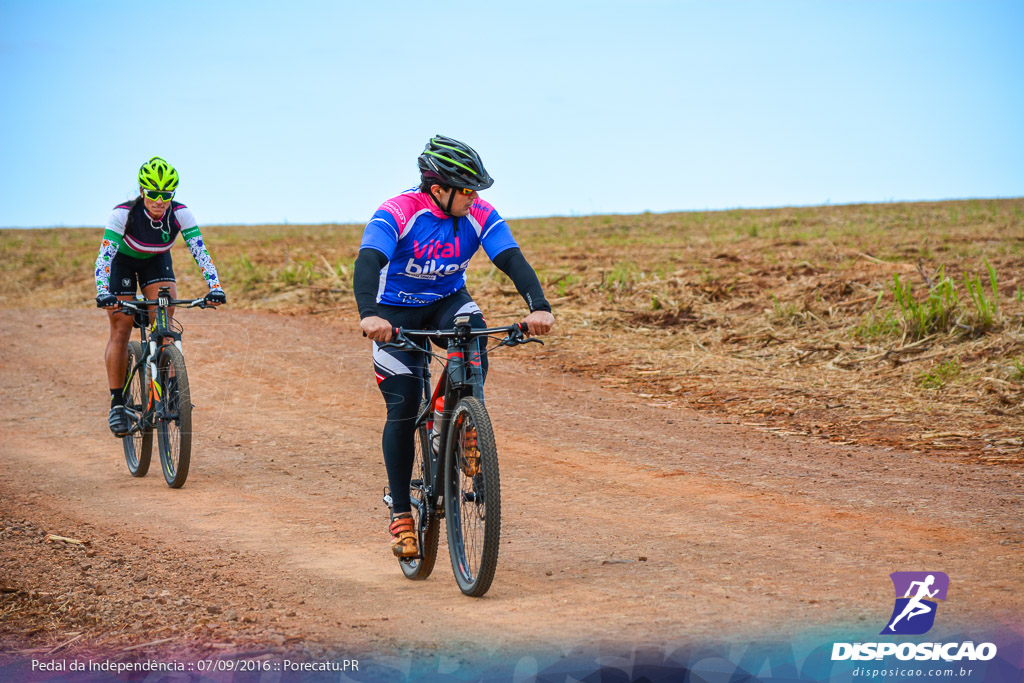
[{"left": 2, "top": 195, "right": 1021, "bottom": 231}]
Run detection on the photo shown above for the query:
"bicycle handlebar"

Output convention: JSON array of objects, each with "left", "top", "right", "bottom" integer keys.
[
  {"left": 116, "top": 297, "right": 213, "bottom": 314},
  {"left": 368, "top": 321, "right": 542, "bottom": 351},
  {"left": 396, "top": 322, "right": 531, "bottom": 340}
]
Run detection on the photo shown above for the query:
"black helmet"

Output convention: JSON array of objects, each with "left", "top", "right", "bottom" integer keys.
[{"left": 417, "top": 135, "right": 494, "bottom": 191}]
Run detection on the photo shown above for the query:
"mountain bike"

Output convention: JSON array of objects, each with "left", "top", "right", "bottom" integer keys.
[
  {"left": 115, "top": 287, "right": 215, "bottom": 488},
  {"left": 380, "top": 316, "right": 541, "bottom": 597}
]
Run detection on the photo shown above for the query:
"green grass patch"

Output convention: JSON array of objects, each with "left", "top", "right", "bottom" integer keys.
[
  {"left": 1009, "top": 358, "right": 1024, "bottom": 382},
  {"left": 892, "top": 269, "right": 959, "bottom": 341},
  {"left": 918, "top": 359, "right": 962, "bottom": 389},
  {"left": 853, "top": 293, "right": 901, "bottom": 341},
  {"left": 770, "top": 295, "right": 802, "bottom": 325},
  {"left": 962, "top": 261, "right": 1000, "bottom": 333}
]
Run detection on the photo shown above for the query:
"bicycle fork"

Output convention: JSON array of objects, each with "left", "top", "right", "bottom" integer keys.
[
  {"left": 146, "top": 340, "right": 160, "bottom": 411},
  {"left": 145, "top": 337, "right": 183, "bottom": 413}
]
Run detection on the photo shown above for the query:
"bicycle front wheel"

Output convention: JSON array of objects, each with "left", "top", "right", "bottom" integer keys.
[
  {"left": 400, "top": 407, "right": 440, "bottom": 580},
  {"left": 444, "top": 396, "right": 501, "bottom": 597},
  {"left": 156, "top": 345, "right": 192, "bottom": 488},
  {"left": 122, "top": 341, "right": 153, "bottom": 477}
]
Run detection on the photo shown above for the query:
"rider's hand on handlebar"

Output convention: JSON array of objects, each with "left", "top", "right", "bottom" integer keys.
[
  {"left": 96, "top": 292, "right": 119, "bottom": 309},
  {"left": 204, "top": 288, "right": 227, "bottom": 306},
  {"left": 521, "top": 310, "right": 554, "bottom": 337},
  {"left": 360, "top": 315, "right": 394, "bottom": 343}
]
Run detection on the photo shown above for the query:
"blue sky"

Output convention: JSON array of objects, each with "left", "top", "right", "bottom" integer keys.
[{"left": 1, "top": 0, "right": 1022, "bottom": 228}]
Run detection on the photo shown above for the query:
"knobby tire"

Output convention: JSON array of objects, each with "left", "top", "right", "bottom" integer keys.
[
  {"left": 400, "top": 411, "right": 441, "bottom": 579},
  {"left": 123, "top": 341, "right": 153, "bottom": 477},
  {"left": 157, "top": 345, "right": 192, "bottom": 488},
  {"left": 444, "top": 396, "right": 501, "bottom": 597}
]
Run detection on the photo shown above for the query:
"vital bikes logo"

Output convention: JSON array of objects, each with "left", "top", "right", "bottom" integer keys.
[
  {"left": 832, "top": 572, "right": 997, "bottom": 663},
  {"left": 413, "top": 239, "right": 460, "bottom": 260},
  {"left": 404, "top": 240, "right": 470, "bottom": 280}
]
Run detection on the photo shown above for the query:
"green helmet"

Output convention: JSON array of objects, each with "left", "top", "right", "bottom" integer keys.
[{"left": 138, "top": 156, "right": 179, "bottom": 191}]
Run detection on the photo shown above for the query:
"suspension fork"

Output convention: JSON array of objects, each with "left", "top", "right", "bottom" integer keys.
[{"left": 147, "top": 337, "right": 160, "bottom": 412}]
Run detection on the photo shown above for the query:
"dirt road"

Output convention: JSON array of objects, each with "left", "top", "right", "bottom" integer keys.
[{"left": 1, "top": 308, "right": 1022, "bottom": 661}]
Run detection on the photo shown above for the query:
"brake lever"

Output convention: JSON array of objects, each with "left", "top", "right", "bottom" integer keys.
[
  {"left": 500, "top": 333, "right": 544, "bottom": 347},
  {"left": 379, "top": 336, "right": 420, "bottom": 351},
  {"left": 363, "top": 327, "right": 413, "bottom": 351}
]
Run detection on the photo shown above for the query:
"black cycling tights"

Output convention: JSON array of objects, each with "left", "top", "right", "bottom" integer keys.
[{"left": 379, "top": 373, "right": 423, "bottom": 515}]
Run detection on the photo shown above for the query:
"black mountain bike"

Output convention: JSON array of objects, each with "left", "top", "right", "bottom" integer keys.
[
  {"left": 380, "top": 315, "right": 541, "bottom": 597},
  {"left": 115, "top": 287, "right": 214, "bottom": 488}
]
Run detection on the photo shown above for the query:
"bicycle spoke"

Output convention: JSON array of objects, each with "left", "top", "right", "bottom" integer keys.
[
  {"left": 156, "top": 346, "right": 192, "bottom": 488},
  {"left": 399, "top": 415, "right": 440, "bottom": 580},
  {"left": 445, "top": 397, "right": 500, "bottom": 597},
  {"left": 122, "top": 341, "right": 152, "bottom": 477},
  {"left": 456, "top": 422, "right": 485, "bottom": 579}
]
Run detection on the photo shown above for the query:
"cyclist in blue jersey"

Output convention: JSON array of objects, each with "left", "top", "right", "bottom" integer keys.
[
  {"left": 94, "top": 157, "right": 226, "bottom": 436},
  {"left": 355, "top": 135, "right": 555, "bottom": 557}
]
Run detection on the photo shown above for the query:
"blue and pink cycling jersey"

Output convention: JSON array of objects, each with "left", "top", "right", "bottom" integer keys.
[{"left": 359, "top": 189, "right": 518, "bottom": 306}]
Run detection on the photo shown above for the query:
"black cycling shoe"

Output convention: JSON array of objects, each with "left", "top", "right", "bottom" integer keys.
[{"left": 108, "top": 405, "right": 130, "bottom": 437}]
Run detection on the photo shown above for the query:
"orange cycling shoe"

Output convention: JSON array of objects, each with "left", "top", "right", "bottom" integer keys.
[{"left": 389, "top": 514, "right": 419, "bottom": 558}]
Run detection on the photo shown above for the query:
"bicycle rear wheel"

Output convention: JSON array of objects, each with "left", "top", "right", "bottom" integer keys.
[
  {"left": 122, "top": 341, "right": 153, "bottom": 477},
  {"left": 156, "top": 345, "right": 192, "bottom": 488},
  {"left": 444, "top": 396, "right": 501, "bottom": 597},
  {"left": 400, "top": 407, "right": 440, "bottom": 580}
]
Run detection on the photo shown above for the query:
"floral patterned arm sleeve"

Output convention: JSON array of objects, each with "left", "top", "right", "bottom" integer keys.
[
  {"left": 94, "top": 229, "right": 123, "bottom": 295},
  {"left": 180, "top": 225, "right": 222, "bottom": 291}
]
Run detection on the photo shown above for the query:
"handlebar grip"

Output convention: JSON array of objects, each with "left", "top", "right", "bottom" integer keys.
[
  {"left": 517, "top": 322, "right": 530, "bottom": 334},
  {"left": 362, "top": 327, "right": 402, "bottom": 340}
]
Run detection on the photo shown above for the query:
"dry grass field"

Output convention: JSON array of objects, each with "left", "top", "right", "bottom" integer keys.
[{"left": 2, "top": 198, "right": 1022, "bottom": 461}]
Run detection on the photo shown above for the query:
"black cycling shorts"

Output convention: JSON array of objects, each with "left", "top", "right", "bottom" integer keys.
[
  {"left": 372, "top": 288, "right": 485, "bottom": 384},
  {"left": 108, "top": 251, "right": 175, "bottom": 296}
]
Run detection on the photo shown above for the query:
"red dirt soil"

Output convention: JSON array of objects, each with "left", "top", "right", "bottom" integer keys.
[{"left": 1, "top": 309, "right": 1022, "bottom": 662}]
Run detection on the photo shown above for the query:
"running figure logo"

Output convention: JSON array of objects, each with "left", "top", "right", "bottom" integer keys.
[{"left": 881, "top": 572, "right": 949, "bottom": 635}]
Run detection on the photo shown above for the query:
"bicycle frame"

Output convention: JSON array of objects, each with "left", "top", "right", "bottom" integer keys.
[
  {"left": 386, "top": 317, "right": 537, "bottom": 512},
  {"left": 119, "top": 287, "right": 209, "bottom": 434}
]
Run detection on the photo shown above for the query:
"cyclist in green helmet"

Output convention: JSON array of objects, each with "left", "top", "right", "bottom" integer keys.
[{"left": 94, "top": 156, "right": 227, "bottom": 436}]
